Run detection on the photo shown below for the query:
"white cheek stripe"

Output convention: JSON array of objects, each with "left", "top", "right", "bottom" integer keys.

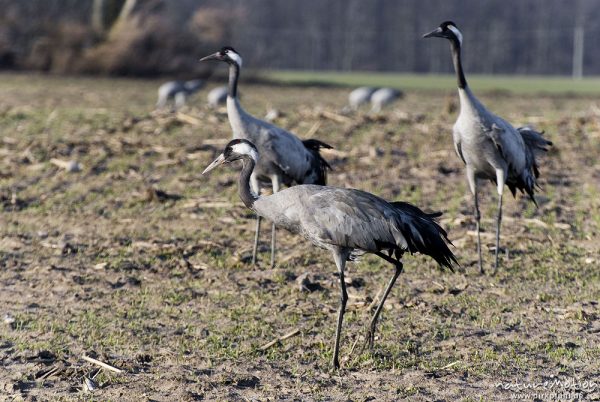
[
  {"left": 231, "top": 143, "right": 258, "bottom": 161},
  {"left": 249, "top": 149, "right": 258, "bottom": 162},
  {"left": 448, "top": 26, "right": 463, "bottom": 45},
  {"left": 228, "top": 52, "right": 243, "bottom": 67}
]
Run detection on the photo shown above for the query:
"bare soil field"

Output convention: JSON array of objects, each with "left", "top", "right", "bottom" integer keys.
[{"left": 1, "top": 73, "right": 599, "bottom": 401}]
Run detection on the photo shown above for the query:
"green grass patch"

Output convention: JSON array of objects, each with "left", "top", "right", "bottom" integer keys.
[{"left": 263, "top": 70, "right": 600, "bottom": 95}]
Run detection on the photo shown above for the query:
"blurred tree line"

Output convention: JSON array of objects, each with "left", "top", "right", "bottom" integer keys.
[
  {"left": 0, "top": 0, "right": 234, "bottom": 76},
  {"left": 0, "top": 0, "right": 597, "bottom": 76}
]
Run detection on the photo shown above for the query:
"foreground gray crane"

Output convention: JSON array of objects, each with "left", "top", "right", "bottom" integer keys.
[
  {"left": 207, "top": 86, "right": 228, "bottom": 108},
  {"left": 200, "top": 47, "right": 332, "bottom": 268},
  {"left": 203, "top": 138, "right": 457, "bottom": 368},
  {"left": 370, "top": 88, "right": 402, "bottom": 113},
  {"left": 348, "top": 86, "right": 378, "bottom": 110},
  {"left": 424, "top": 21, "right": 552, "bottom": 273},
  {"left": 156, "top": 79, "right": 204, "bottom": 110}
]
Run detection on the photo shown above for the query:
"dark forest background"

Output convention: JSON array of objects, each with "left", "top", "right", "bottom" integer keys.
[{"left": 0, "top": 0, "right": 598, "bottom": 77}]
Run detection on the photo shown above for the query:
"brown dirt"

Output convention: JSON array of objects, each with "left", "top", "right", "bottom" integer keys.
[{"left": 0, "top": 73, "right": 599, "bottom": 401}]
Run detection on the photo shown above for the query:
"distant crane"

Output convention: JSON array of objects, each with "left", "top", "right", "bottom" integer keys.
[
  {"left": 370, "top": 88, "right": 403, "bottom": 113},
  {"left": 203, "top": 139, "right": 457, "bottom": 368},
  {"left": 424, "top": 21, "right": 552, "bottom": 273},
  {"left": 207, "top": 86, "right": 228, "bottom": 108},
  {"left": 348, "top": 86, "right": 378, "bottom": 110},
  {"left": 264, "top": 107, "right": 283, "bottom": 122},
  {"left": 156, "top": 79, "right": 204, "bottom": 110},
  {"left": 200, "top": 47, "right": 332, "bottom": 268}
]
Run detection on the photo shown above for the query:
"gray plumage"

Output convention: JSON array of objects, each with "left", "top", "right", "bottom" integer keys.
[
  {"left": 156, "top": 79, "right": 204, "bottom": 110},
  {"left": 256, "top": 186, "right": 455, "bottom": 267},
  {"left": 207, "top": 85, "right": 228, "bottom": 108},
  {"left": 424, "top": 21, "right": 552, "bottom": 273},
  {"left": 202, "top": 139, "right": 457, "bottom": 369},
  {"left": 370, "top": 88, "right": 402, "bottom": 112},
  {"left": 200, "top": 46, "right": 332, "bottom": 268},
  {"left": 226, "top": 99, "right": 330, "bottom": 186},
  {"left": 348, "top": 86, "right": 378, "bottom": 110}
]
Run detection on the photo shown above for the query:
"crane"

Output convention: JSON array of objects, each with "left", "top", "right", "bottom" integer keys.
[
  {"left": 200, "top": 47, "right": 332, "bottom": 268},
  {"left": 424, "top": 21, "right": 552, "bottom": 273},
  {"left": 203, "top": 138, "right": 457, "bottom": 368},
  {"left": 207, "top": 86, "right": 228, "bottom": 109},
  {"left": 370, "top": 88, "right": 403, "bottom": 113},
  {"left": 156, "top": 79, "right": 204, "bottom": 110},
  {"left": 348, "top": 86, "right": 378, "bottom": 111}
]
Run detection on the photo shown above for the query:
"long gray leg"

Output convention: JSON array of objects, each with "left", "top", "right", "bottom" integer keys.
[
  {"left": 494, "top": 193, "right": 503, "bottom": 273},
  {"left": 466, "top": 166, "right": 483, "bottom": 274},
  {"left": 269, "top": 174, "right": 281, "bottom": 268},
  {"left": 365, "top": 252, "right": 403, "bottom": 349},
  {"left": 494, "top": 169, "right": 506, "bottom": 274},
  {"left": 474, "top": 185, "right": 483, "bottom": 274},
  {"left": 332, "top": 249, "right": 348, "bottom": 369},
  {"left": 250, "top": 174, "right": 261, "bottom": 265},
  {"left": 251, "top": 216, "right": 261, "bottom": 265}
]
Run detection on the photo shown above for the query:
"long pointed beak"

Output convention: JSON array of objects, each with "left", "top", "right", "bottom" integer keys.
[
  {"left": 423, "top": 27, "right": 443, "bottom": 39},
  {"left": 199, "top": 52, "right": 221, "bottom": 62},
  {"left": 202, "top": 153, "right": 226, "bottom": 175}
]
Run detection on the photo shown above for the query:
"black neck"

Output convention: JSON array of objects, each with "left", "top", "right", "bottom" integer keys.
[
  {"left": 228, "top": 63, "right": 240, "bottom": 98},
  {"left": 238, "top": 157, "right": 257, "bottom": 208},
  {"left": 450, "top": 41, "right": 467, "bottom": 89}
]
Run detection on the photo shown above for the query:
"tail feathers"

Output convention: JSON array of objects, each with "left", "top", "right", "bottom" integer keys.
[
  {"left": 509, "top": 126, "right": 552, "bottom": 205},
  {"left": 518, "top": 126, "right": 553, "bottom": 158},
  {"left": 302, "top": 139, "right": 333, "bottom": 185},
  {"left": 390, "top": 201, "right": 443, "bottom": 219},
  {"left": 507, "top": 175, "right": 538, "bottom": 206},
  {"left": 518, "top": 125, "right": 552, "bottom": 180},
  {"left": 302, "top": 138, "right": 333, "bottom": 151},
  {"left": 391, "top": 201, "right": 457, "bottom": 271}
]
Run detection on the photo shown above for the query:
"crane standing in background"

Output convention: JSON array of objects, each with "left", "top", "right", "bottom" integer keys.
[
  {"left": 200, "top": 47, "right": 332, "bottom": 268},
  {"left": 156, "top": 79, "right": 204, "bottom": 111},
  {"left": 424, "top": 21, "right": 552, "bottom": 273}
]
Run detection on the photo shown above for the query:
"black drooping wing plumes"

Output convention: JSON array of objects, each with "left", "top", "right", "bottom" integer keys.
[
  {"left": 302, "top": 138, "right": 333, "bottom": 151},
  {"left": 506, "top": 127, "right": 553, "bottom": 204},
  {"left": 304, "top": 188, "right": 457, "bottom": 268},
  {"left": 391, "top": 201, "right": 443, "bottom": 219},
  {"left": 518, "top": 126, "right": 553, "bottom": 177},
  {"left": 302, "top": 139, "right": 333, "bottom": 185},
  {"left": 390, "top": 201, "right": 457, "bottom": 271}
]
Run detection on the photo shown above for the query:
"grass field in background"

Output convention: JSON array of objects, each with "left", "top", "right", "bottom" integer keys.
[{"left": 265, "top": 70, "right": 600, "bottom": 94}]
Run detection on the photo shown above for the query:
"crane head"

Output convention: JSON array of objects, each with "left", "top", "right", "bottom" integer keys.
[
  {"left": 202, "top": 139, "right": 258, "bottom": 175},
  {"left": 423, "top": 21, "right": 463, "bottom": 46},
  {"left": 199, "top": 46, "right": 243, "bottom": 67}
]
